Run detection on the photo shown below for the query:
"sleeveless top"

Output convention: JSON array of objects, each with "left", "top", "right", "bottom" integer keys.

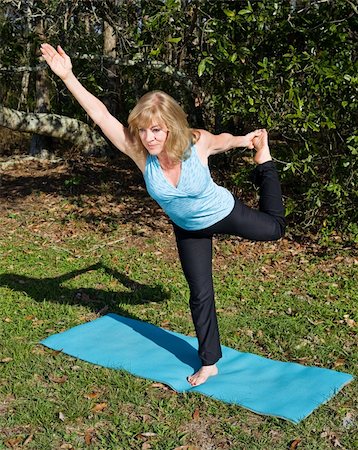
[{"left": 143, "top": 145, "right": 235, "bottom": 231}]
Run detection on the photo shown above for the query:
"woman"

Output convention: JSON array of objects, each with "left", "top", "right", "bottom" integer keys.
[{"left": 40, "top": 43, "right": 285, "bottom": 387}]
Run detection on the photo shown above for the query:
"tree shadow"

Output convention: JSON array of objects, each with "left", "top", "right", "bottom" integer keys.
[
  {"left": 0, "top": 262, "right": 169, "bottom": 317},
  {"left": 0, "top": 154, "right": 168, "bottom": 231}
]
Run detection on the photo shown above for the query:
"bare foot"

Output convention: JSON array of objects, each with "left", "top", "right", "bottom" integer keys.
[
  {"left": 187, "top": 364, "right": 218, "bottom": 386},
  {"left": 253, "top": 129, "right": 272, "bottom": 165}
]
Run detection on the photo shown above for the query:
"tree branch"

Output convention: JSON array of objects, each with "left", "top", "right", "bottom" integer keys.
[
  {"left": 0, "top": 106, "right": 110, "bottom": 155},
  {"left": 0, "top": 54, "right": 195, "bottom": 90}
]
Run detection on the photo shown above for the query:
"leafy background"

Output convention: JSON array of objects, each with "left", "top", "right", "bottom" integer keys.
[{"left": 0, "top": 0, "right": 357, "bottom": 239}]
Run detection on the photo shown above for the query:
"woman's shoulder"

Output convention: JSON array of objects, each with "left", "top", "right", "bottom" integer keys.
[
  {"left": 191, "top": 129, "right": 210, "bottom": 165},
  {"left": 193, "top": 129, "right": 212, "bottom": 147}
]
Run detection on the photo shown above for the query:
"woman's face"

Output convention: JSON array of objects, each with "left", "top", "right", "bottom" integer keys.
[{"left": 138, "top": 123, "right": 168, "bottom": 155}]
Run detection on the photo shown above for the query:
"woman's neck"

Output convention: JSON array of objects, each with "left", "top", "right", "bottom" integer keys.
[{"left": 157, "top": 151, "right": 179, "bottom": 170}]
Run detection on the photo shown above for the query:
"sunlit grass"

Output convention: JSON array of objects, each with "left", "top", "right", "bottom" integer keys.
[{"left": 0, "top": 219, "right": 357, "bottom": 449}]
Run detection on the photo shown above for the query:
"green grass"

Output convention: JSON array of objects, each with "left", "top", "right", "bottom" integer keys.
[{"left": 0, "top": 214, "right": 357, "bottom": 449}]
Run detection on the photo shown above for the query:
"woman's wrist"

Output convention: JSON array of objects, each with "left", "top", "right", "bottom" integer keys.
[
  {"left": 232, "top": 135, "right": 247, "bottom": 148},
  {"left": 62, "top": 71, "right": 76, "bottom": 84}
]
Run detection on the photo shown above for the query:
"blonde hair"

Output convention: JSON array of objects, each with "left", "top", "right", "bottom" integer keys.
[{"left": 128, "top": 91, "right": 199, "bottom": 162}]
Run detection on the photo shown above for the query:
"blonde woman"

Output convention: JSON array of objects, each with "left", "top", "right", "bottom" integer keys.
[{"left": 40, "top": 43, "right": 285, "bottom": 387}]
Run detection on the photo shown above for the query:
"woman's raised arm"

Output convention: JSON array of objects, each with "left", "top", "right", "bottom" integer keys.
[{"left": 40, "top": 44, "right": 142, "bottom": 165}]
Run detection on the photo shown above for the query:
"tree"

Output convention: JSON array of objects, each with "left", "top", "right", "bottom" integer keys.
[
  {"left": 0, "top": 106, "right": 109, "bottom": 154},
  {"left": 0, "top": 0, "right": 356, "bottom": 237}
]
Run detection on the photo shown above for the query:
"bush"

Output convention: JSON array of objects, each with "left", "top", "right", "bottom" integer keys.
[
  {"left": 195, "top": 1, "right": 357, "bottom": 241},
  {"left": 1, "top": 0, "right": 356, "bottom": 241}
]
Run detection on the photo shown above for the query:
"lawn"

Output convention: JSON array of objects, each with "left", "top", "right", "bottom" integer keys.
[{"left": 0, "top": 155, "right": 357, "bottom": 449}]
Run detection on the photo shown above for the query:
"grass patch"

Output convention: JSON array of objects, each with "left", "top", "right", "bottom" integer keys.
[{"left": 0, "top": 159, "right": 357, "bottom": 449}]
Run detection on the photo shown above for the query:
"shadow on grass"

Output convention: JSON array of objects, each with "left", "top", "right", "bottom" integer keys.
[
  {"left": 0, "top": 263, "right": 201, "bottom": 371},
  {"left": 0, "top": 262, "right": 169, "bottom": 318}
]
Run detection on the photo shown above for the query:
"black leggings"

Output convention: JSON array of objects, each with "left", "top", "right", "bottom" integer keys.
[{"left": 173, "top": 161, "right": 285, "bottom": 366}]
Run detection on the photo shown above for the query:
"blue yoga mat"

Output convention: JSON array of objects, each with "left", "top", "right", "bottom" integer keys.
[{"left": 41, "top": 314, "right": 353, "bottom": 423}]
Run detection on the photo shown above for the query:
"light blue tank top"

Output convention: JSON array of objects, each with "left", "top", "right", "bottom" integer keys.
[{"left": 143, "top": 145, "right": 235, "bottom": 231}]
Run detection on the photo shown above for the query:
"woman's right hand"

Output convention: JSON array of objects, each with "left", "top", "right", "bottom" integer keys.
[{"left": 40, "top": 43, "right": 73, "bottom": 80}]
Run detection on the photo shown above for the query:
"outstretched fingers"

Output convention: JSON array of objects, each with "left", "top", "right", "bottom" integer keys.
[
  {"left": 40, "top": 43, "right": 57, "bottom": 58},
  {"left": 40, "top": 43, "right": 72, "bottom": 79},
  {"left": 56, "top": 45, "right": 69, "bottom": 59}
]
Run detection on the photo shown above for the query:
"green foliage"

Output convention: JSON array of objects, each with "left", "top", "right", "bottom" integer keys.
[
  {"left": 0, "top": 0, "right": 357, "bottom": 239},
  {"left": 0, "top": 202, "right": 357, "bottom": 448},
  {"left": 194, "top": 1, "right": 357, "bottom": 239}
]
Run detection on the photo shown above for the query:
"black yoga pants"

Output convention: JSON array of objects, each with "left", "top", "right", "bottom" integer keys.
[{"left": 173, "top": 161, "right": 286, "bottom": 366}]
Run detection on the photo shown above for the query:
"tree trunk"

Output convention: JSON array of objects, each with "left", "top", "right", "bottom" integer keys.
[
  {"left": 103, "top": 16, "right": 119, "bottom": 117},
  {"left": 0, "top": 106, "right": 110, "bottom": 155},
  {"left": 29, "top": 16, "right": 53, "bottom": 157},
  {"left": 17, "top": 0, "right": 33, "bottom": 109}
]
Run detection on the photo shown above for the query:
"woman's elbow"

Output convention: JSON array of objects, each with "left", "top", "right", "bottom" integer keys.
[{"left": 92, "top": 106, "right": 109, "bottom": 127}]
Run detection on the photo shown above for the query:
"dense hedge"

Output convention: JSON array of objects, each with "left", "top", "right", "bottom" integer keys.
[
  {"left": 1, "top": 1, "right": 357, "bottom": 240},
  {"left": 194, "top": 1, "right": 357, "bottom": 241}
]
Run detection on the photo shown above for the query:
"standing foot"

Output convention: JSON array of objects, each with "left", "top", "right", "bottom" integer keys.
[
  {"left": 187, "top": 364, "right": 218, "bottom": 386},
  {"left": 253, "top": 129, "right": 272, "bottom": 165}
]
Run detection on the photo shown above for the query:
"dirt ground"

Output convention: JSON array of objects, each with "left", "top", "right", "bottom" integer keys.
[{"left": 0, "top": 127, "right": 355, "bottom": 263}]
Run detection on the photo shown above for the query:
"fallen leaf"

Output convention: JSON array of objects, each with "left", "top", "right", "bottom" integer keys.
[
  {"left": 49, "top": 374, "right": 68, "bottom": 384},
  {"left": 343, "top": 315, "right": 356, "bottom": 327},
  {"left": 1, "top": 357, "right": 13, "bottom": 363},
  {"left": 192, "top": 408, "right": 200, "bottom": 421},
  {"left": 290, "top": 438, "right": 302, "bottom": 449},
  {"left": 334, "top": 358, "right": 346, "bottom": 368},
  {"left": 31, "top": 346, "right": 46, "bottom": 355},
  {"left": 294, "top": 357, "right": 311, "bottom": 364},
  {"left": 91, "top": 402, "right": 107, "bottom": 412},
  {"left": 243, "top": 329, "right": 254, "bottom": 338},
  {"left": 59, "top": 411, "right": 65, "bottom": 421},
  {"left": 269, "top": 429, "right": 282, "bottom": 441},
  {"left": 84, "top": 392, "right": 100, "bottom": 399},
  {"left": 5, "top": 437, "right": 23, "bottom": 448},
  {"left": 142, "top": 443, "right": 152, "bottom": 450},
  {"left": 51, "top": 349, "right": 63, "bottom": 356},
  {"left": 307, "top": 318, "right": 324, "bottom": 325},
  {"left": 139, "top": 432, "right": 157, "bottom": 438},
  {"left": 85, "top": 428, "right": 95, "bottom": 445},
  {"left": 320, "top": 430, "right": 343, "bottom": 448},
  {"left": 60, "top": 444, "right": 73, "bottom": 449},
  {"left": 342, "top": 412, "right": 355, "bottom": 428},
  {"left": 150, "top": 382, "right": 169, "bottom": 390},
  {"left": 173, "top": 447, "right": 199, "bottom": 450}
]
